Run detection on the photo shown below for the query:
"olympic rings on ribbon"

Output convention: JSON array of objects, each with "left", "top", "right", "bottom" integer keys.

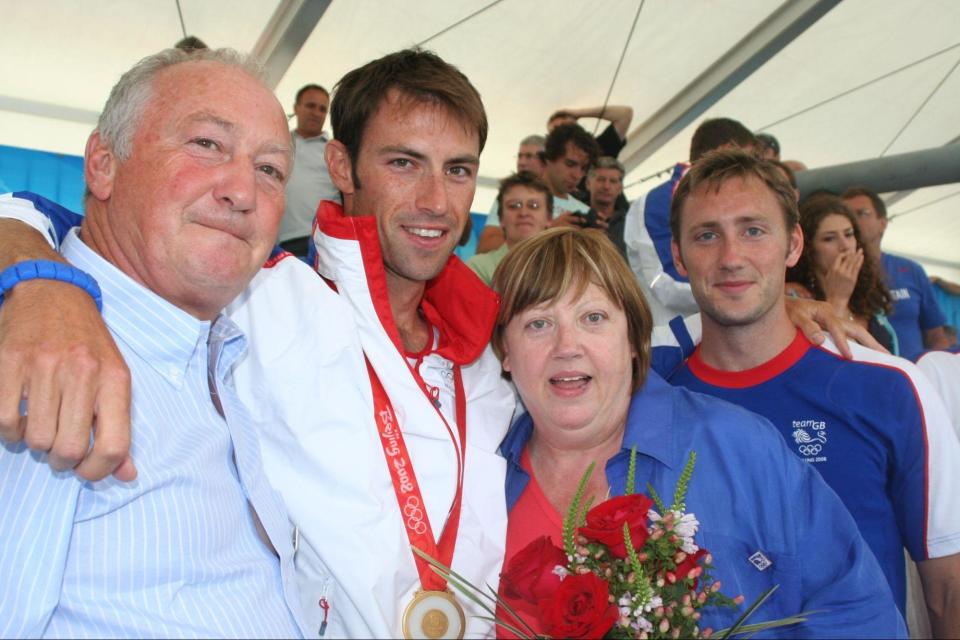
[{"left": 403, "top": 495, "right": 428, "bottom": 535}]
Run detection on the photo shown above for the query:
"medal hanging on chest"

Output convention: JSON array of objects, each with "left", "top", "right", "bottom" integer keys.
[
  {"left": 366, "top": 357, "right": 467, "bottom": 639},
  {"left": 402, "top": 589, "right": 465, "bottom": 639}
]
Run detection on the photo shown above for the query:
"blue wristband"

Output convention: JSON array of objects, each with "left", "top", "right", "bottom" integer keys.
[{"left": 0, "top": 260, "right": 103, "bottom": 311}]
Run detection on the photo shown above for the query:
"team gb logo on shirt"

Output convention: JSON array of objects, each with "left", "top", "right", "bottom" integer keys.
[
  {"left": 792, "top": 420, "right": 828, "bottom": 463},
  {"left": 890, "top": 287, "right": 911, "bottom": 301}
]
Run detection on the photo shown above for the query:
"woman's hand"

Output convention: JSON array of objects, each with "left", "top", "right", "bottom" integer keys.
[
  {"left": 821, "top": 249, "right": 863, "bottom": 315},
  {"left": 784, "top": 296, "right": 887, "bottom": 358}
]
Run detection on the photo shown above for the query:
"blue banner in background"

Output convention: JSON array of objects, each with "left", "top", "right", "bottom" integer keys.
[
  {"left": 933, "top": 284, "right": 960, "bottom": 334},
  {"left": 0, "top": 145, "right": 85, "bottom": 215},
  {"left": 453, "top": 212, "right": 487, "bottom": 262}
]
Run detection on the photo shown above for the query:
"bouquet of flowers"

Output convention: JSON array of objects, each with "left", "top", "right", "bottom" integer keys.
[{"left": 415, "top": 448, "right": 809, "bottom": 639}]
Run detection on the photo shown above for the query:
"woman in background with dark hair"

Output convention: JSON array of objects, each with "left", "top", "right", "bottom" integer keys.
[{"left": 787, "top": 195, "right": 898, "bottom": 354}]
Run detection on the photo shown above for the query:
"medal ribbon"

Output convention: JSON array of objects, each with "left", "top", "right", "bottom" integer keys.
[{"left": 366, "top": 356, "right": 467, "bottom": 592}]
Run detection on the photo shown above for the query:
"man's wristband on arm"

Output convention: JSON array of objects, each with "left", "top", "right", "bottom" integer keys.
[{"left": 0, "top": 260, "right": 102, "bottom": 311}]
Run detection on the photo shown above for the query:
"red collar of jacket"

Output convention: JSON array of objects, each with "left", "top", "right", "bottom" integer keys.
[{"left": 315, "top": 200, "right": 499, "bottom": 365}]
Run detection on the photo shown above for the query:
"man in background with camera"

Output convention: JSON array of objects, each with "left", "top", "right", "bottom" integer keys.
[
  {"left": 540, "top": 123, "right": 598, "bottom": 222},
  {"left": 478, "top": 125, "right": 603, "bottom": 254}
]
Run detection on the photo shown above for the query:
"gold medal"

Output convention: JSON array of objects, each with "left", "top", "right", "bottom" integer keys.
[{"left": 402, "top": 590, "right": 465, "bottom": 640}]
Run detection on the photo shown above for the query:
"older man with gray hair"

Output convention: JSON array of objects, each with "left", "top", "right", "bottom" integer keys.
[
  {"left": 0, "top": 48, "right": 306, "bottom": 637},
  {"left": 586, "top": 155, "right": 629, "bottom": 258}
]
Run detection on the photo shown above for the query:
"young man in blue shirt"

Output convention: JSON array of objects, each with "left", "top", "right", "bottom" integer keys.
[{"left": 666, "top": 150, "right": 960, "bottom": 637}]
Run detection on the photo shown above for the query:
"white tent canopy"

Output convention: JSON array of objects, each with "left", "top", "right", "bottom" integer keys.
[{"left": 2, "top": 0, "right": 957, "bottom": 278}]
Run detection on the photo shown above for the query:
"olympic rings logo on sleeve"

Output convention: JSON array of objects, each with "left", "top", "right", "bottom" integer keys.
[{"left": 403, "top": 495, "right": 428, "bottom": 535}]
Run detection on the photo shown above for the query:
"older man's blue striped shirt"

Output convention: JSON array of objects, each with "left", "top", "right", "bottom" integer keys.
[{"left": 0, "top": 230, "right": 305, "bottom": 638}]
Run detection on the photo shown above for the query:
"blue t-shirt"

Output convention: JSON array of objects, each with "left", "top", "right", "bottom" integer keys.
[
  {"left": 667, "top": 331, "right": 959, "bottom": 615},
  {"left": 502, "top": 372, "right": 905, "bottom": 637},
  {"left": 882, "top": 252, "right": 946, "bottom": 359}
]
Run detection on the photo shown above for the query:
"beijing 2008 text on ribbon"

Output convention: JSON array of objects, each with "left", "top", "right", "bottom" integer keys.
[{"left": 366, "top": 357, "right": 468, "bottom": 640}]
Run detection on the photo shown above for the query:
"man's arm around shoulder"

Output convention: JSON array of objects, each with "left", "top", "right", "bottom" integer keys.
[
  {"left": 918, "top": 554, "right": 960, "bottom": 638},
  {"left": 0, "top": 214, "right": 133, "bottom": 481}
]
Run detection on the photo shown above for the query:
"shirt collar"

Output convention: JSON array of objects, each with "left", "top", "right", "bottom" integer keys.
[
  {"left": 499, "top": 411, "right": 534, "bottom": 465},
  {"left": 686, "top": 329, "right": 809, "bottom": 389},
  {"left": 619, "top": 371, "right": 682, "bottom": 469},
  {"left": 490, "top": 242, "right": 510, "bottom": 258},
  {"left": 499, "top": 370, "right": 683, "bottom": 470},
  {"left": 63, "top": 228, "right": 211, "bottom": 388},
  {"left": 292, "top": 130, "right": 328, "bottom": 143}
]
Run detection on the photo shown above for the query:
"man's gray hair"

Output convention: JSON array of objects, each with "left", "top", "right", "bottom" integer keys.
[
  {"left": 97, "top": 48, "right": 266, "bottom": 161},
  {"left": 519, "top": 134, "right": 546, "bottom": 149},
  {"left": 588, "top": 156, "right": 625, "bottom": 179}
]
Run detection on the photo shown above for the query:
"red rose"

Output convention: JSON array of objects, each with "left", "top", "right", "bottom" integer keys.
[
  {"left": 675, "top": 548, "right": 708, "bottom": 588},
  {"left": 501, "top": 536, "right": 567, "bottom": 607},
  {"left": 538, "top": 572, "right": 619, "bottom": 639},
  {"left": 579, "top": 494, "right": 653, "bottom": 558}
]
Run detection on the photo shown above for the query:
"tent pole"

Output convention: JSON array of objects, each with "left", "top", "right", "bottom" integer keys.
[
  {"left": 796, "top": 143, "right": 960, "bottom": 198},
  {"left": 618, "top": 0, "right": 840, "bottom": 174}
]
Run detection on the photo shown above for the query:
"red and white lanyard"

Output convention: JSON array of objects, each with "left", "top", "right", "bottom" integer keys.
[{"left": 366, "top": 356, "right": 467, "bottom": 591}]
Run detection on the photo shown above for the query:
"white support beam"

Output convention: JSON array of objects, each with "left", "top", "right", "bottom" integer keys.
[
  {"left": 0, "top": 95, "right": 99, "bottom": 125},
  {"left": 1, "top": 0, "right": 332, "bottom": 125},
  {"left": 795, "top": 143, "right": 960, "bottom": 198},
  {"left": 884, "top": 134, "right": 960, "bottom": 207},
  {"left": 252, "top": 0, "right": 332, "bottom": 89},
  {"left": 619, "top": 0, "right": 840, "bottom": 174},
  {"left": 477, "top": 176, "right": 500, "bottom": 190}
]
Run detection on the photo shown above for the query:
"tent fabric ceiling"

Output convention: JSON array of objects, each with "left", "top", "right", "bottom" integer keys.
[{"left": 1, "top": 0, "right": 957, "bottom": 278}]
